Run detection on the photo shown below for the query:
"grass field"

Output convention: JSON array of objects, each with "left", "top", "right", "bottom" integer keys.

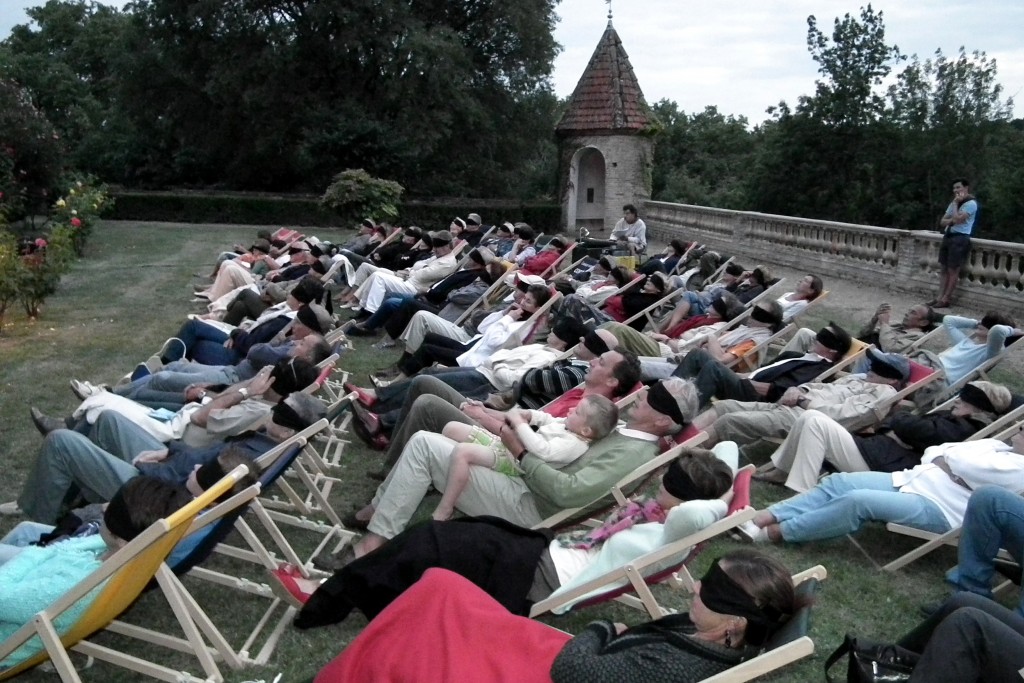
[{"left": 0, "top": 220, "right": 1019, "bottom": 682}]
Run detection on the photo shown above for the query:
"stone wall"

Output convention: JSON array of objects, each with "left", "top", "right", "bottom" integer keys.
[
  {"left": 558, "top": 134, "right": 654, "bottom": 233},
  {"left": 643, "top": 200, "right": 1024, "bottom": 318}
]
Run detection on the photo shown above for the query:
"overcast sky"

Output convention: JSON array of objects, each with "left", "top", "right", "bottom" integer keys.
[{"left": 2, "top": 0, "right": 1021, "bottom": 124}]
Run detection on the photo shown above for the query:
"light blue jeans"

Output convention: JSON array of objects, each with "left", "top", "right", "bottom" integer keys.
[
  {"left": 768, "top": 471, "right": 951, "bottom": 543},
  {"left": 947, "top": 486, "right": 1024, "bottom": 616},
  {"left": 0, "top": 522, "right": 56, "bottom": 564}
]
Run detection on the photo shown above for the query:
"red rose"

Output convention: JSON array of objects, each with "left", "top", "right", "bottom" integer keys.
[{"left": 71, "top": 217, "right": 82, "bottom": 227}]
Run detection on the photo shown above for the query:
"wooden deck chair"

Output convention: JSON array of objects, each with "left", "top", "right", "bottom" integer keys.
[
  {"left": 665, "top": 241, "right": 700, "bottom": 277},
  {"left": 699, "top": 567, "right": 825, "bottom": 683},
  {"left": 529, "top": 464, "right": 755, "bottom": 619},
  {"left": 102, "top": 479, "right": 264, "bottom": 672},
  {"left": 881, "top": 416, "right": 1024, "bottom": 572},
  {"left": 300, "top": 357, "right": 338, "bottom": 396},
  {"left": 503, "top": 290, "right": 563, "bottom": 348},
  {"left": 537, "top": 242, "right": 577, "bottom": 280},
  {"left": 809, "top": 338, "right": 871, "bottom": 384},
  {"left": 723, "top": 322, "right": 798, "bottom": 372},
  {"left": 621, "top": 286, "right": 684, "bottom": 332},
  {"left": 700, "top": 256, "right": 736, "bottom": 289},
  {"left": 0, "top": 466, "right": 248, "bottom": 683},
  {"left": 551, "top": 255, "right": 588, "bottom": 281},
  {"left": 454, "top": 266, "right": 518, "bottom": 326},
  {"left": 714, "top": 279, "right": 790, "bottom": 335},
  {"left": 926, "top": 392, "right": 1024, "bottom": 441},
  {"left": 864, "top": 360, "right": 943, "bottom": 426},
  {"left": 532, "top": 430, "right": 708, "bottom": 531},
  {"left": 596, "top": 274, "right": 645, "bottom": 310},
  {"left": 928, "top": 334, "right": 1024, "bottom": 407},
  {"left": 677, "top": 255, "right": 733, "bottom": 293},
  {"left": 908, "top": 324, "right": 946, "bottom": 351},
  {"left": 185, "top": 435, "right": 352, "bottom": 665}
]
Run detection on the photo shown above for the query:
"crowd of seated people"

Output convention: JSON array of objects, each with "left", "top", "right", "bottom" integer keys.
[
  {"left": 310, "top": 225, "right": 1024, "bottom": 681},
  {"left": 8, "top": 221, "right": 1024, "bottom": 681}
]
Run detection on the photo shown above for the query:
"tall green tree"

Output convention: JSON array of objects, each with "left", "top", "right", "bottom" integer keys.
[
  {"left": 651, "top": 101, "right": 755, "bottom": 209},
  {"left": 112, "top": 0, "right": 561, "bottom": 194}
]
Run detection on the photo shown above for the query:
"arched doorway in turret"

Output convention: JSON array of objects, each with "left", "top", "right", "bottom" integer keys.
[{"left": 566, "top": 145, "right": 606, "bottom": 234}]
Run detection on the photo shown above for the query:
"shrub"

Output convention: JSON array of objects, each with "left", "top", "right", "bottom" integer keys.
[
  {"left": 51, "top": 174, "right": 112, "bottom": 255},
  {"left": 320, "top": 169, "right": 404, "bottom": 227},
  {"left": 0, "top": 229, "right": 18, "bottom": 333},
  {"left": 17, "top": 224, "right": 73, "bottom": 319}
]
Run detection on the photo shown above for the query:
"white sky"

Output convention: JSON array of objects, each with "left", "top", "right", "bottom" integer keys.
[{"left": 2, "top": 0, "right": 1021, "bottom": 125}]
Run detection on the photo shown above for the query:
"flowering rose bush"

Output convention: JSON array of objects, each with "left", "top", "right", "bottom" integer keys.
[
  {"left": 16, "top": 223, "right": 73, "bottom": 319},
  {"left": 50, "top": 175, "right": 111, "bottom": 256}
]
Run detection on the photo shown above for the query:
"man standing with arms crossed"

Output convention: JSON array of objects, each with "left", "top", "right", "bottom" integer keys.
[{"left": 932, "top": 177, "right": 978, "bottom": 309}]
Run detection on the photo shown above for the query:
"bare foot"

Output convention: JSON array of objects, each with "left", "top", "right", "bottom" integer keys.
[{"left": 765, "top": 524, "right": 783, "bottom": 543}]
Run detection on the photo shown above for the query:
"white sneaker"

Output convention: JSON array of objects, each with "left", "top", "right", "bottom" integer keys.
[
  {"left": 70, "top": 378, "right": 100, "bottom": 400},
  {"left": 736, "top": 520, "right": 769, "bottom": 543},
  {"left": 0, "top": 501, "right": 23, "bottom": 516}
]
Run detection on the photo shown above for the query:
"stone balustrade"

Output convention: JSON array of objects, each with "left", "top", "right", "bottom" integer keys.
[{"left": 643, "top": 200, "right": 1024, "bottom": 317}]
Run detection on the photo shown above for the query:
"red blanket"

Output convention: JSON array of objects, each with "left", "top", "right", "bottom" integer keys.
[{"left": 316, "top": 568, "right": 571, "bottom": 683}]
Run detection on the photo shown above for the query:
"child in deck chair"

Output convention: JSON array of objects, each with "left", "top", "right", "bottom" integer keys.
[
  {"left": 0, "top": 477, "right": 192, "bottom": 668},
  {"left": 433, "top": 396, "right": 619, "bottom": 521}
]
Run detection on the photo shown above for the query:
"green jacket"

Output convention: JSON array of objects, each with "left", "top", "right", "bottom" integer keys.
[{"left": 520, "top": 431, "right": 659, "bottom": 519}]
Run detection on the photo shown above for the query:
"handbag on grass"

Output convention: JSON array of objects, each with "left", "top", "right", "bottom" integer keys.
[{"left": 824, "top": 633, "right": 920, "bottom": 683}]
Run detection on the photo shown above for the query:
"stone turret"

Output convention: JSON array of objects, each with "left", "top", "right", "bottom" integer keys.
[{"left": 556, "top": 18, "right": 657, "bottom": 233}]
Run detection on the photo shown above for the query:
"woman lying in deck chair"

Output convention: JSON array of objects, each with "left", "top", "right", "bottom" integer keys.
[
  {"left": 312, "top": 550, "right": 807, "bottom": 683},
  {"left": 287, "top": 447, "right": 735, "bottom": 628},
  {"left": 0, "top": 477, "right": 191, "bottom": 668}
]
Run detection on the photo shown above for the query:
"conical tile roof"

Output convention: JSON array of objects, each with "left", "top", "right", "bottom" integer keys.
[{"left": 556, "top": 21, "right": 654, "bottom": 135}]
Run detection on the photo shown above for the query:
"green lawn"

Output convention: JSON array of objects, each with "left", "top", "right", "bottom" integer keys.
[{"left": 0, "top": 220, "right": 1018, "bottom": 682}]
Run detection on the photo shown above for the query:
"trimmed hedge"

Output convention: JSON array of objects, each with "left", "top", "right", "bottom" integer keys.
[{"left": 107, "top": 191, "right": 562, "bottom": 231}]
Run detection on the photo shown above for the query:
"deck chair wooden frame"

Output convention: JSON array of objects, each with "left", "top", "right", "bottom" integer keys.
[
  {"left": 928, "top": 334, "right": 1024, "bottom": 407},
  {"left": 0, "top": 467, "right": 248, "bottom": 683},
  {"left": 102, "top": 481, "right": 264, "bottom": 672},
  {"left": 454, "top": 266, "right": 518, "bottom": 326},
  {"left": 551, "top": 256, "right": 588, "bottom": 282},
  {"left": 532, "top": 431, "right": 708, "bottom": 530},
  {"left": 907, "top": 324, "right": 946, "bottom": 351},
  {"left": 529, "top": 465, "right": 756, "bottom": 619},
  {"left": 537, "top": 242, "right": 577, "bottom": 279},
  {"left": 699, "top": 567, "right": 826, "bottom": 683},
  {"left": 621, "top": 287, "right": 684, "bottom": 332},
  {"left": 723, "top": 322, "right": 798, "bottom": 372},
  {"left": 809, "top": 339, "right": 871, "bottom": 384},
  {"left": 503, "top": 290, "right": 563, "bottom": 348},
  {"left": 665, "top": 242, "right": 700, "bottom": 277},
  {"left": 882, "top": 417, "right": 1024, "bottom": 572},
  {"left": 865, "top": 361, "right": 943, "bottom": 425},
  {"left": 596, "top": 274, "right": 645, "bottom": 312},
  {"left": 714, "top": 279, "right": 790, "bottom": 335}
]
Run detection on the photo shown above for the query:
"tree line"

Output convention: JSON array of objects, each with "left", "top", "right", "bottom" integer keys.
[{"left": 1, "top": 3, "right": 1020, "bottom": 240}]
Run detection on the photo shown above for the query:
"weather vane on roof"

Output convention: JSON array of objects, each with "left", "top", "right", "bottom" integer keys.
[{"left": 606, "top": 0, "right": 613, "bottom": 22}]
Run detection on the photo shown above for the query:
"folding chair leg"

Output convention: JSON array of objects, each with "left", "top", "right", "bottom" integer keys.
[
  {"left": 154, "top": 565, "right": 226, "bottom": 677},
  {"left": 34, "top": 612, "right": 83, "bottom": 683},
  {"left": 883, "top": 528, "right": 962, "bottom": 572}
]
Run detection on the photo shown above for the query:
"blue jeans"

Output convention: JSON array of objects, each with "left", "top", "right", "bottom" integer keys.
[
  {"left": 0, "top": 522, "right": 55, "bottom": 564},
  {"left": 170, "top": 319, "right": 236, "bottom": 365},
  {"left": 18, "top": 412, "right": 160, "bottom": 523},
  {"left": 768, "top": 471, "right": 951, "bottom": 543},
  {"left": 947, "top": 486, "right": 1024, "bottom": 616},
  {"left": 363, "top": 294, "right": 417, "bottom": 331}
]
